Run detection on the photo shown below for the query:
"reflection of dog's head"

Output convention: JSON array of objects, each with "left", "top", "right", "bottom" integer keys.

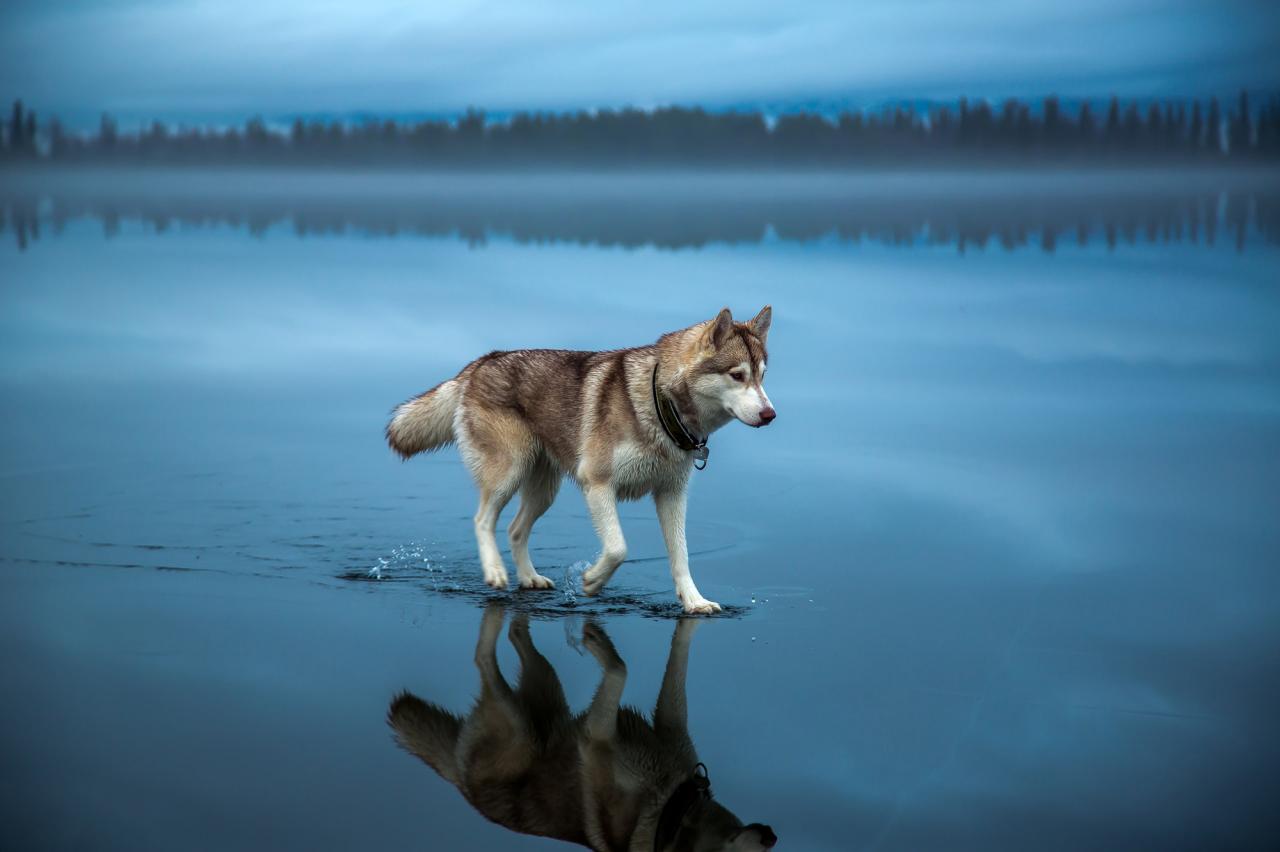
[
  {"left": 734, "top": 823, "right": 780, "bottom": 851},
  {"left": 675, "top": 805, "right": 777, "bottom": 851},
  {"left": 684, "top": 305, "right": 776, "bottom": 429}
]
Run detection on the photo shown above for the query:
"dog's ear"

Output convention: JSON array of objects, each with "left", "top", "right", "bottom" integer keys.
[
  {"left": 748, "top": 305, "right": 771, "bottom": 344},
  {"left": 703, "top": 307, "right": 734, "bottom": 351}
]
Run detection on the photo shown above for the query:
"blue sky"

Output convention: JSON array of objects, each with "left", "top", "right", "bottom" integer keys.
[{"left": 2, "top": 0, "right": 1277, "bottom": 126}]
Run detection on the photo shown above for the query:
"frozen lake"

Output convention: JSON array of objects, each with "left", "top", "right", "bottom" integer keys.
[{"left": 2, "top": 169, "right": 1278, "bottom": 849}]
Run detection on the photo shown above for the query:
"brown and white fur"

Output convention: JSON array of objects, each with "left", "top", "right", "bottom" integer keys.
[
  {"left": 386, "top": 306, "right": 775, "bottom": 615},
  {"left": 388, "top": 605, "right": 777, "bottom": 851}
]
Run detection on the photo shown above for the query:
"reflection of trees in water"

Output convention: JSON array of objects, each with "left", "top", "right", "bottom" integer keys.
[
  {"left": 3, "top": 186, "right": 1278, "bottom": 253},
  {"left": 2, "top": 195, "right": 40, "bottom": 250}
]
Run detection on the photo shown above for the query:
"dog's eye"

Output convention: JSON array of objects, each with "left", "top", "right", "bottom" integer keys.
[{"left": 728, "top": 370, "right": 746, "bottom": 382}]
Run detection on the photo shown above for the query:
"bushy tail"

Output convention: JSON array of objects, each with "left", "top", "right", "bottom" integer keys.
[
  {"left": 386, "top": 379, "right": 460, "bottom": 459},
  {"left": 387, "top": 691, "right": 464, "bottom": 784}
]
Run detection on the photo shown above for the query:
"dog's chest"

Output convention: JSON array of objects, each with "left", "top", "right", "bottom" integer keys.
[{"left": 610, "top": 441, "right": 687, "bottom": 499}]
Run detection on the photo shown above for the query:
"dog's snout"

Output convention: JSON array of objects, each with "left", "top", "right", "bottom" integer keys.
[
  {"left": 744, "top": 823, "right": 777, "bottom": 848},
  {"left": 759, "top": 406, "right": 776, "bottom": 425}
]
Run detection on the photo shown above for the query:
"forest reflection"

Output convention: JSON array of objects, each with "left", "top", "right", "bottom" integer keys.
[{"left": 3, "top": 172, "right": 1277, "bottom": 252}]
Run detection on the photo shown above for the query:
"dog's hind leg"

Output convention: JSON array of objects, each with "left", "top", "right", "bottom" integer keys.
[
  {"left": 475, "top": 481, "right": 520, "bottom": 590},
  {"left": 475, "top": 604, "right": 513, "bottom": 698},
  {"left": 581, "top": 621, "right": 626, "bottom": 741},
  {"left": 462, "top": 410, "right": 535, "bottom": 591},
  {"left": 508, "top": 456, "right": 560, "bottom": 590},
  {"left": 581, "top": 485, "right": 627, "bottom": 597},
  {"left": 509, "top": 614, "right": 570, "bottom": 739},
  {"left": 471, "top": 605, "right": 534, "bottom": 772}
]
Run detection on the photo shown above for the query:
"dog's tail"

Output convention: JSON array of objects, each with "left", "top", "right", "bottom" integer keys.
[
  {"left": 386, "top": 379, "right": 461, "bottom": 459},
  {"left": 387, "top": 691, "right": 464, "bottom": 785}
]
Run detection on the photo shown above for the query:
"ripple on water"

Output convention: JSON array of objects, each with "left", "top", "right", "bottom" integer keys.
[{"left": 339, "top": 544, "right": 748, "bottom": 620}]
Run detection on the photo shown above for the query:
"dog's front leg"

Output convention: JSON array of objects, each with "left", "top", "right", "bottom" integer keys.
[
  {"left": 655, "top": 488, "right": 721, "bottom": 614},
  {"left": 581, "top": 484, "right": 627, "bottom": 597},
  {"left": 655, "top": 617, "right": 700, "bottom": 738}
]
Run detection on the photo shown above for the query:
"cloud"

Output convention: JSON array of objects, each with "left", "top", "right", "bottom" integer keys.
[{"left": 1, "top": 0, "right": 1277, "bottom": 120}]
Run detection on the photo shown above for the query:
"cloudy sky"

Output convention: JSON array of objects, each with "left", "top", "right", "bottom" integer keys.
[{"left": 2, "top": 0, "right": 1277, "bottom": 125}]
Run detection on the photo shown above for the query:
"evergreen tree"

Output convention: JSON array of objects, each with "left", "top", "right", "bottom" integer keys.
[
  {"left": 1206, "top": 98, "right": 1222, "bottom": 154},
  {"left": 1170, "top": 104, "right": 1186, "bottom": 150},
  {"left": 1105, "top": 96, "right": 1121, "bottom": 148},
  {"left": 1042, "top": 95, "right": 1061, "bottom": 148},
  {"left": 24, "top": 109, "right": 37, "bottom": 154},
  {"left": 1146, "top": 103, "right": 1163, "bottom": 151},
  {"left": 9, "top": 100, "right": 25, "bottom": 154},
  {"left": 1229, "top": 90, "right": 1251, "bottom": 155},
  {"left": 99, "top": 112, "right": 118, "bottom": 150},
  {"left": 1078, "top": 101, "right": 1096, "bottom": 147},
  {"left": 49, "top": 118, "right": 67, "bottom": 159},
  {"left": 1122, "top": 101, "right": 1142, "bottom": 149}
]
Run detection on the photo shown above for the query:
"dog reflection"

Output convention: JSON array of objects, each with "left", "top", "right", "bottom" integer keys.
[{"left": 388, "top": 606, "right": 776, "bottom": 850}]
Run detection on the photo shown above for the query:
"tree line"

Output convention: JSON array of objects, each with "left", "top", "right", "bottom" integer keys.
[{"left": 3, "top": 93, "right": 1278, "bottom": 167}]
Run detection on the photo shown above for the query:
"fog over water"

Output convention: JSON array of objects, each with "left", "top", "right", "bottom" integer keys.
[
  {"left": 1, "top": 168, "right": 1278, "bottom": 849},
  {"left": 4, "top": 169, "right": 1279, "bottom": 252}
]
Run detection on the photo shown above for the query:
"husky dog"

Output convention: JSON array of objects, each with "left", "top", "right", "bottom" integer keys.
[
  {"left": 388, "top": 606, "right": 778, "bottom": 851},
  {"left": 386, "top": 307, "right": 775, "bottom": 614}
]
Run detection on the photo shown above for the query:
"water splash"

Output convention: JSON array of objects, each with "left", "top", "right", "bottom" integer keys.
[{"left": 561, "top": 560, "right": 591, "bottom": 606}]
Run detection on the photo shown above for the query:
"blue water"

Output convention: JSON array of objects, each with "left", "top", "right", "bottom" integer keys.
[{"left": 1, "top": 170, "right": 1278, "bottom": 850}]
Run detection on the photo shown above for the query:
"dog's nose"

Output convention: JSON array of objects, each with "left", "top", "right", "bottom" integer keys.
[
  {"left": 759, "top": 407, "right": 776, "bottom": 425},
  {"left": 744, "top": 824, "right": 777, "bottom": 848}
]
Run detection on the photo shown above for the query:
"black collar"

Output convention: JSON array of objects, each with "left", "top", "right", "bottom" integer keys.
[
  {"left": 653, "top": 763, "right": 713, "bottom": 851},
  {"left": 651, "top": 363, "right": 709, "bottom": 470}
]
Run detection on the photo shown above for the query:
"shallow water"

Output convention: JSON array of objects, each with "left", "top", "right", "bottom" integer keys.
[{"left": 2, "top": 170, "right": 1278, "bottom": 850}]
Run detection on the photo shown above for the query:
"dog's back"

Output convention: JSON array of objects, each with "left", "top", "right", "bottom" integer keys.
[{"left": 387, "top": 346, "right": 648, "bottom": 474}]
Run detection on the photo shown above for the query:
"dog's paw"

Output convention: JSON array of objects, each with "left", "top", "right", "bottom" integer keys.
[
  {"left": 518, "top": 573, "right": 555, "bottom": 590},
  {"left": 681, "top": 596, "right": 722, "bottom": 615},
  {"left": 581, "top": 571, "right": 607, "bottom": 597},
  {"left": 483, "top": 566, "right": 509, "bottom": 590},
  {"left": 582, "top": 622, "right": 625, "bottom": 671}
]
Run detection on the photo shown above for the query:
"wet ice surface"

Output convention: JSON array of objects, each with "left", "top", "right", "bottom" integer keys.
[
  {"left": 341, "top": 553, "right": 750, "bottom": 619},
  {"left": 1, "top": 171, "right": 1279, "bottom": 850}
]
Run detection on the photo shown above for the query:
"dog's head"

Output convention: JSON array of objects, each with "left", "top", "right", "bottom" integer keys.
[{"left": 686, "top": 305, "right": 775, "bottom": 428}]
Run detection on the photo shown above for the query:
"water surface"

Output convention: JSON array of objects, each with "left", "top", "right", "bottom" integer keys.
[{"left": 1, "top": 170, "right": 1278, "bottom": 850}]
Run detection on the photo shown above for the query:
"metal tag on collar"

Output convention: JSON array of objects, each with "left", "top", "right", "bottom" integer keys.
[
  {"left": 692, "top": 762, "right": 711, "bottom": 793},
  {"left": 692, "top": 444, "right": 709, "bottom": 470}
]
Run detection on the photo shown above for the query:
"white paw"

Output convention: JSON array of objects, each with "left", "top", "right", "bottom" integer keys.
[
  {"left": 519, "top": 573, "right": 555, "bottom": 590},
  {"left": 581, "top": 570, "right": 608, "bottom": 597},
  {"left": 483, "top": 566, "right": 509, "bottom": 590},
  {"left": 681, "top": 596, "right": 722, "bottom": 615}
]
